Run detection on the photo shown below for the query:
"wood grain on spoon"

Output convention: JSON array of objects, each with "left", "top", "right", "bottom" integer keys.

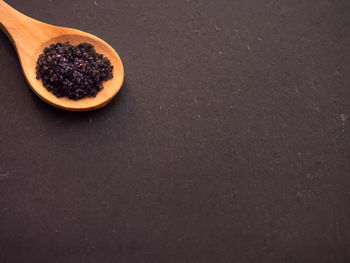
[{"left": 0, "top": 0, "right": 124, "bottom": 111}]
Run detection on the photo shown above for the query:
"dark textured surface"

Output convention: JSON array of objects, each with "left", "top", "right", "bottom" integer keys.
[{"left": 0, "top": 0, "right": 349, "bottom": 262}]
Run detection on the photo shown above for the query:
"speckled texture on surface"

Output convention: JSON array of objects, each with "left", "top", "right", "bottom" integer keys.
[{"left": 0, "top": 0, "right": 349, "bottom": 262}]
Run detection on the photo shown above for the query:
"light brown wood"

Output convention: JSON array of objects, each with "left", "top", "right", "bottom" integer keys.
[{"left": 0, "top": 0, "right": 124, "bottom": 111}]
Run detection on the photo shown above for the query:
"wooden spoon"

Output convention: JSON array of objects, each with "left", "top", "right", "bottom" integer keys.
[{"left": 0, "top": 0, "right": 124, "bottom": 111}]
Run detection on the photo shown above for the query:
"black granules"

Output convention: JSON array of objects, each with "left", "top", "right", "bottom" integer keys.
[{"left": 36, "top": 42, "right": 113, "bottom": 100}]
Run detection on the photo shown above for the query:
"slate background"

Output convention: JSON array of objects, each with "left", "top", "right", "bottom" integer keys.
[{"left": 0, "top": 0, "right": 349, "bottom": 262}]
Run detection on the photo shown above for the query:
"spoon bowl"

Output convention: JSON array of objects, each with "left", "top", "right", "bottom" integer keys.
[{"left": 0, "top": 0, "right": 124, "bottom": 111}]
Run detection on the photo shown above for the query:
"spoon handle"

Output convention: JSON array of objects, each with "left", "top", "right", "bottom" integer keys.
[
  {"left": 0, "top": 1, "right": 27, "bottom": 28},
  {"left": 0, "top": 0, "right": 48, "bottom": 54},
  {"left": 0, "top": 1, "right": 32, "bottom": 42}
]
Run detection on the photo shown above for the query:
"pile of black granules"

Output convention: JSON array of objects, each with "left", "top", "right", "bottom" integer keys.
[{"left": 36, "top": 42, "right": 113, "bottom": 100}]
